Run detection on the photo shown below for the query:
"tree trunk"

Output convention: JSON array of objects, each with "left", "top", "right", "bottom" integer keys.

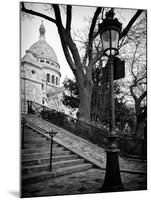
[
  {"left": 78, "top": 86, "right": 92, "bottom": 122},
  {"left": 135, "top": 116, "right": 145, "bottom": 138},
  {"left": 134, "top": 102, "right": 146, "bottom": 138}
]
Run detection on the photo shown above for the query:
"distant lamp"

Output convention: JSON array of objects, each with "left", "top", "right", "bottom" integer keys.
[{"left": 99, "top": 9, "right": 122, "bottom": 57}]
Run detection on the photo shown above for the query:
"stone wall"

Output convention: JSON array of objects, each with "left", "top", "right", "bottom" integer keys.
[{"left": 21, "top": 63, "right": 43, "bottom": 111}]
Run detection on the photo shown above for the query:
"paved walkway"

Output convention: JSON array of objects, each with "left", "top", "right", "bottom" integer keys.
[{"left": 22, "top": 168, "right": 146, "bottom": 198}]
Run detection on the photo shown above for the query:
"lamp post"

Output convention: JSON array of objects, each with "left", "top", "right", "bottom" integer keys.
[
  {"left": 48, "top": 130, "right": 58, "bottom": 172},
  {"left": 21, "top": 118, "right": 26, "bottom": 149},
  {"left": 98, "top": 9, "right": 124, "bottom": 192}
]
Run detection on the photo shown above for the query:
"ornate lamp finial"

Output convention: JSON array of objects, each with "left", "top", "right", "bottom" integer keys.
[
  {"left": 105, "top": 9, "right": 115, "bottom": 19},
  {"left": 39, "top": 21, "right": 46, "bottom": 40}
]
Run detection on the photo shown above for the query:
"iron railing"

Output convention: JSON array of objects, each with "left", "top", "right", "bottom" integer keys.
[
  {"left": 21, "top": 116, "right": 58, "bottom": 172},
  {"left": 26, "top": 100, "right": 146, "bottom": 158},
  {"left": 27, "top": 100, "right": 109, "bottom": 148}
]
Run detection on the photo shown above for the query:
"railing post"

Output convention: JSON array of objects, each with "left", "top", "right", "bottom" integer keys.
[
  {"left": 21, "top": 118, "right": 26, "bottom": 149},
  {"left": 42, "top": 105, "right": 45, "bottom": 119},
  {"left": 27, "top": 100, "right": 29, "bottom": 114},
  {"left": 27, "top": 100, "right": 32, "bottom": 114},
  {"left": 48, "top": 130, "right": 58, "bottom": 172},
  {"left": 27, "top": 100, "right": 33, "bottom": 114}
]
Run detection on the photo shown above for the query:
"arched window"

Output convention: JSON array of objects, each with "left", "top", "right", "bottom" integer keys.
[
  {"left": 46, "top": 74, "right": 50, "bottom": 82},
  {"left": 56, "top": 77, "right": 58, "bottom": 85},
  {"left": 46, "top": 60, "right": 50, "bottom": 64},
  {"left": 52, "top": 75, "right": 55, "bottom": 84},
  {"left": 31, "top": 70, "right": 35, "bottom": 74}
]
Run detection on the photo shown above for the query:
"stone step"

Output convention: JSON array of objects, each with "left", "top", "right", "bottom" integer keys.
[
  {"left": 24, "top": 127, "right": 47, "bottom": 137},
  {"left": 23, "top": 126, "right": 58, "bottom": 145},
  {"left": 23, "top": 142, "right": 59, "bottom": 149},
  {"left": 22, "top": 159, "right": 85, "bottom": 175},
  {"left": 24, "top": 130, "right": 48, "bottom": 137},
  {"left": 24, "top": 128, "right": 41, "bottom": 135},
  {"left": 24, "top": 136, "right": 47, "bottom": 141},
  {"left": 56, "top": 163, "right": 93, "bottom": 176},
  {"left": 22, "top": 155, "right": 79, "bottom": 166},
  {"left": 22, "top": 150, "right": 71, "bottom": 160},
  {"left": 25, "top": 127, "right": 50, "bottom": 138},
  {"left": 24, "top": 137, "right": 57, "bottom": 144},
  {"left": 22, "top": 163, "right": 93, "bottom": 185},
  {"left": 23, "top": 140, "right": 50, "bottom": 145},
  {"left": 22, "top": 147, "right": 64, "bottom": 154}
]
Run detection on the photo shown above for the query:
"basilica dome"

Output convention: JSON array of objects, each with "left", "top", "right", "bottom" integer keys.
[
  {"left": 29, "top": 40, "right": 58, "bottom": 64},
  {"left": 29, "top": 22, "right": 58, "bottom": 64}
]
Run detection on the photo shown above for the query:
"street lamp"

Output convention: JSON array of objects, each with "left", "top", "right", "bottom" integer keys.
[
  {"left": 99, "top": 8, "right": 122, "bottom": 57},
  {"left": 98, "top": 9, "right": 124, "bottom": 192}
]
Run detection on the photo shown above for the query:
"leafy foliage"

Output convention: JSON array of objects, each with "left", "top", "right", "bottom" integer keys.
[
  {"left": 62, "top": 75, "right": 135, "bottom": 133},
  {"left": 62, "top": 79, "right": 80, "bottom": 109}
]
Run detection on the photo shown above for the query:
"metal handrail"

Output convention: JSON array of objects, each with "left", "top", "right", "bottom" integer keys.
[
  {"left": 21, "top": 118, "right": 27, "bottom": 149},
  {"left": 27, "top": 100, "right": 110, "bottom": 148},
  {"left": 22, "top": 116, "right": 58, "bottom": 172},
  {"left": 27, "top": 100, "right": 109, "bottom": 134},
  {"left": 27, "top": 100, "right": 142, "bottom": 140},
  {"left": 26, "top": 100, "right": 145, "bottom": 157}
]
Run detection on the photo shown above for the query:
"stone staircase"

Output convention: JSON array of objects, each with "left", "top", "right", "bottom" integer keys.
[{"left": 21, "top": 125, "right": 94, "bottom": 185}]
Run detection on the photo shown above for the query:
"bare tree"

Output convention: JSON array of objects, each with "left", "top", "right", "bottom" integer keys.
[
  {"left": 118, "top": 13, "right": 147, "bottom": 137},
  {"left": 129, "top": 42, "right": 147, "bottom": 137},
  {"left": 21, "top": 2, "right": 143, "bottom": 122}
]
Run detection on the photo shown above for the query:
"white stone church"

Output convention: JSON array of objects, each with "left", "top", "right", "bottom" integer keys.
[{"left": 21, "top": 22, "right": 64, "bottom": 113}]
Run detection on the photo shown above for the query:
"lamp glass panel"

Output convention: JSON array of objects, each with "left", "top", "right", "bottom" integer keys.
[
  {"left": 101, "top": 30, "right": 110, "bottom": 52},
  {"left": 111, "top": 30, "right": 119, "bottom": 49}
]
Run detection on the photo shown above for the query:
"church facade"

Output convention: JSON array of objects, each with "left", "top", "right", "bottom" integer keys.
[{"left": 21, "top": 22, "right": 62, "bottom": 113}]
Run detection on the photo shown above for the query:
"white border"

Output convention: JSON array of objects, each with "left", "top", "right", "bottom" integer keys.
[{"left": 0, "top": 0, "right": 150, "bottom": 200}]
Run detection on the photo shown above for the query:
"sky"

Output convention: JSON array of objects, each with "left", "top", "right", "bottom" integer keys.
[
  {"left": 21, "top": 3, "right": 138, "bottom": 85},
  {"left": 21, "top": 3, "right": 96, "bottom": 84}
]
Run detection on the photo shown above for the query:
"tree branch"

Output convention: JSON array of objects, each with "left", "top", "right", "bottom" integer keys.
[
  {"left": 131, "top": 43, "right": 139, "bottom": 80},
  {"left": 139, "top": 91, "right": 147, "bottom": 103},
  {"left": 88, "top": 7, "right": 102, "bottom": 62},
  {"left": 21, "top": 2, "right": 56, "bottom": 24},
  {"left": 53, "top": 4, "right": 82, "bottom": 70},
  {"left": 135, "top": 75, "right": 146, "bottom": 85},
  {"left": 120, "top": 10, "right": 143, "bottom": 39},
  {"left": 52, "top": 4, "right": 77, "bottom": 73},
  {"left": 89, "top": 7, "right": 102, "bottom": 42},
  {"left": 130, "top": 85, "right": 137, "bottom": 101},
  {"left": 89, "top": 50, "right": 103, "bottom": 67},
  {"left": 60, "top": 38, "right": 76, "bottom": 72},
  {"left": 82, "top": 9, "right": 143, "bottom": 58},
  {"left": 52, "top": 4, "right": 63, "bottom": 27},
  {"left": 66, "top": 5, "right": 72, "bottom": 34},
  {"left": 82, "top": 44, "right": 89, "bottom": 66}
]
